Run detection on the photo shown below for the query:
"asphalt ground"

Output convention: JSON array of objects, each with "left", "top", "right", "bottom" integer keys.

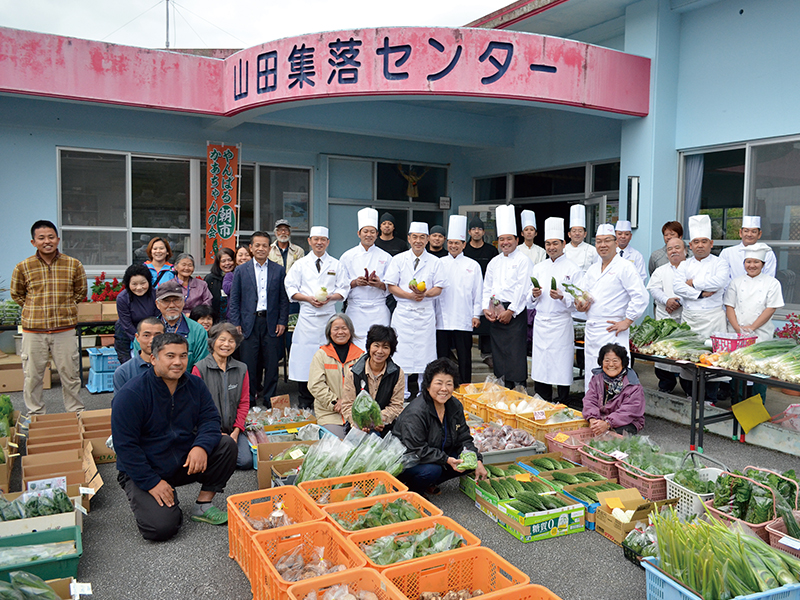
[{"left": 5, "top": 377, "right": 800, "bottom": 600}]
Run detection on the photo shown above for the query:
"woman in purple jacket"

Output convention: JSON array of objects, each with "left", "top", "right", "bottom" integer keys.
[
  {"left": 173, "top": 253, "right": 213, "bottom": 317},
  {"left": 114, "top": 263, "right": 160, "bottom": 364},
  {"left": 582, "top": 343, "right": 645, "bottom": 435}
]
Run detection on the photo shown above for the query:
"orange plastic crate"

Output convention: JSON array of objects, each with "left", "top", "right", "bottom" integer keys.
[
  {"left": 347, "top": 516, "right": 481, "bottom": 571},
  {"left": 482, "top": 584, "right": 565, "bottom": 600},
  {"left": 323, "top": 491, "right": 443, "bottom": 534},
  {"left": 251, "top": 521, "right": 366, "bottom": 600},
  {"left": 517, "top": 412, "right": 588, "bottom": 443},
  {"left": 287, "top": 568, "right": 407, "bottom": 600},
  {"left": 616, "top": 462, "right": 668, "bottom": 501},
  {"left": 227, "top": 486, "right": 326, "bottom": 582},
  {"left": 298, "top": 471, "right": 408, "bottom": 506},
  {"left": 383, "top": 547, "right": 529, "bottom": 599}
]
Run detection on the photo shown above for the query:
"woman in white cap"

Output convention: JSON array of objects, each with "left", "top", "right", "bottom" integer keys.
[
  {"left": 614, "top": 221, "right": 647, "bottom": 281},
  {"left": 435, "top": 215, "right": 483, "bottom": 386},
  {"left": 719, "top": 216, "right": 777, "bottom": 281},
  {"left": 564, "top": 204, "right": 599, "bottom": 273},
  {"left": 528, "top": 217, "right": 582, "bottom": 403},
  {"left": 284, "top": 227, "right": 349, "bottom": 409},
  {"left": 482, "top": 205, "right": 532, "bottom": 388},
  {"left": 576, "top": 224, "right": 649, "bottom": 393},
  {"left": 517, "top": 210, "right": 547, "bottom": 265},
  {"left": 384, "top": 222, "right": 446, "bottom": 398},
  {"left": 339, "top": 208, "right": 392, "bottom": 348}
]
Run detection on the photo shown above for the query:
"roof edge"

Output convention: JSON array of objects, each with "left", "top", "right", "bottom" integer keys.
[{"left": 465, "top": 0, "right": 571, "bottom": 29}]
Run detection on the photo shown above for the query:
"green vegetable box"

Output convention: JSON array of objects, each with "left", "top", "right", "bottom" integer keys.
[
  {"left": 474, "top": 493, "right": 585, "bottom": 543},
  {"left": 0, "top": 487, "right": 83, "bottom": 538}
]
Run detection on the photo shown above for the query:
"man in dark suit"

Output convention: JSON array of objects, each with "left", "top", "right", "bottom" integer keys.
[{"left": 227, "top": 231, "right": 290, "bottom": 407}]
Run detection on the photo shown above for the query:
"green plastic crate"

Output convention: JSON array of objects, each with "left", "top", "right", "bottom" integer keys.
[{"left": 0, "top": 526, "right": 82, "bottom": 582}]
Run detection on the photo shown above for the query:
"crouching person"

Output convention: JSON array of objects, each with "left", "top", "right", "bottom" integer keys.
[{"left": 112, "top": 332, "right": 237, "bottom": 541}]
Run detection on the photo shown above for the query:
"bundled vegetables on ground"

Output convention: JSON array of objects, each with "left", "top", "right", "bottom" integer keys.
[
  {"left": 0, "top": 571, "right": 62, "bottom": 600},
  {"left": 303, "top": 587, "right": 379, "bottom": 600},
  {"left": 672, "top": 468, "right": 715, "bottom": 494},
  {"left": 470, "top": 424, "right": 545, "bottom": 453},
  {"left": 296, "top": 429, "right": 416, "bottom": 484},
  {"left": 721, "top": 339, "right": 798, "bottom": 374},
  {"left": 584, "top": 434, "right": 684, "bottom": 476},
  {"left": 0, "top": 541, "right": 77, "bottom": 567},
  {"left": 273, "top": 444, "right": 311, "bottom": 461},
  {"left": 630, "top": 316, "right": 686, "bottom": 351},
  {"left": 351, "top": 389, "right": 383, "bottom": 431},
  {"left": 623, "top": 523, "right": 658, "bottom": 558},
  {"left": 274, "top": 545, "right": 347, "bottom": 582},
  {"left": 363, "top": 523, "right": 465, "bottom": 566},
  {"left": 333, "top": 498, "right": 423, "bottom": 531},
  {"left": 654, "top": 506, "right": 800, "bottom": 599},
  {"left": 0, "top": 488, "right": 74, "bottom": 521}
]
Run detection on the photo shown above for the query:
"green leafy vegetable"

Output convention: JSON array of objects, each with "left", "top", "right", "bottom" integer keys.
[{"left": 351, "top": 389, "right": 383, "bottom": 430}]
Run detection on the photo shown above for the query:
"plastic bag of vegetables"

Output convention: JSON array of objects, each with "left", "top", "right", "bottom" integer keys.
[
  {"left": 456, "top": 449, "right": 477, "bottom": 472},
  {"left": 8, "top": 571, "right": 61, "bottom": 600},
  {"left": 351, "top": 389, "right": 383, "bottom": 431}
]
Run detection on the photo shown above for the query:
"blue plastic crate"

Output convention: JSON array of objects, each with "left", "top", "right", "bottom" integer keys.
[
  {"left": 643, "top": 558, "right": 800, "bottom": 600},
  {"left": 87, "top": 347, "right": 120, "bottom": 372},
  {"left": 86, "top": 369, "right": 114, "bottom": 394}
]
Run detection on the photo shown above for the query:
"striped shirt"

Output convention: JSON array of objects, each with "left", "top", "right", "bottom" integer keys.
[{"left": 11, "top": 251, "right": 87, "bottom": 332}]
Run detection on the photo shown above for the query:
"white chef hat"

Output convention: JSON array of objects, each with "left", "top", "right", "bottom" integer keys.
[
  {"left": 496, "top": 205, "right": 517, "bottom": 237},
  {"left": 544, "top": 217, "right": 564, "bottom": 241},
  {"left": 688, "top": 214, "right": 712, "bottom": 241},
  {"left": 447, "top": 215, "right": 467, "bottom": 241},
  {"left": 742, "top": 215, "right": 761, "bottom": 229},
  {"left": 409, "top": 222, "right": 429, "bottom": 235},
  {"left": 744, "top": 243, "right": 769, "bottom": 262},
  {"left": 309, "top": 226, "right": 329, "bottom": 238},
  {"left": 615, "top": 220, "right": 632, "bottom": 232},
  {"left": 596, "top": 224, "right": 616, "bottom": 237},
  {"left": 357, "top": 208, "right": 378, "bottom": 231},
  {"left": 521, "top": 210, "right": 537, "bottom": 230},
  {"left": 569, "top": 204, "right": 586, "bottom": 229}
]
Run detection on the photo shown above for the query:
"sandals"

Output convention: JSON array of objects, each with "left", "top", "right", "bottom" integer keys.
[{"left": 191, "top": 505, "right": 228, "bottom": 525}]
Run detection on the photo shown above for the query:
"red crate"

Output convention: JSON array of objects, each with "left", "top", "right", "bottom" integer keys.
[
  {"left": 578, "top": 446, "right": 620, "bottom": 480},
  {"left": 616, "top": 462, "right": 668, "bottom": 501},
  {"left": 545, "top": 429, "right": 595, "bottom": 463}
]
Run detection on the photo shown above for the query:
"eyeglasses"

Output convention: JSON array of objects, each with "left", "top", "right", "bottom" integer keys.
[{"left": 158, "top": 297, "right": 183, "bottom": 306}]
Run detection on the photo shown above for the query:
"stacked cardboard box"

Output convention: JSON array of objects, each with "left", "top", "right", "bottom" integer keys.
[
  {"left": 79, "top": 409, "right": 115, "bottom": 464},
  {"left": 0, "top": 353, "right": 51, "bottom": 394}
]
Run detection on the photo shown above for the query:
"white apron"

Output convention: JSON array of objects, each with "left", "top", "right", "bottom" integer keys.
[
  {"left": 682, "top": 308, "right": 727, "bottom": 341},
  {"left": 584, "top": 319, "right": 630, "bottom": 392},
  {"left": 346, "top": 301, "right": 391, "bottom": 349},
  {"left": 532, "top": 313, "right": 575, "bottom": 386},
  {"left": 391, "top": 302, "right": 437, "bottom": 373},
  {"left": 288, "top": 304, "right": 337, "bottom": 381}
]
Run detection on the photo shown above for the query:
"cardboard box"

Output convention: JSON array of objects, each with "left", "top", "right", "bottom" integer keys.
[
  {"left": 27, "top": 424, "right": 83, "bottom": 443},
  {"left": 498, "top": 492, "right": 584, "bottom": 527},
  {"left": 0, "top": 487, "right": 84, "bottom": 537},
  {"left": 554, "top": 479, "right": 619, "bottom": 530},
  {"left": 31, "top": 413, "right": 80, "bottom": 425},
  {"left": 101, "top": 302, "right": 118, "bottom": 321},
  {"left": 0, "top": 447, "right": 9, "bottom": 493},
  {"left": 83, "top": 431, "right": 115, "bottom": 464},
  {"left": 594, "top": 488, "right": 678, "bottom": 546},
  {"left": 77, "top": 302, "right": 102, "bottom": 321},
  {"left": 475, "top": 494, "right": 585, "bottom": 542},
  {"left": 45, "top": 578, "right": 73, "bottom": 600},
  {"left": 256, "top": 440, "right": 316, "bottom": 489},
  {"left": 270, "top": 459, "right": 304, "bottom": 487},
  {"left": 21, "top": 443, "right": 104, "bottom": 505},
  {"left": 27, "top": 438, "right": 84, "bottom": 455},
  {"left": 472, "top": 474, "right": 557, "bottom": 508},
  {"left": 0, "top": 361, "right": 50, "bottom": 393}
]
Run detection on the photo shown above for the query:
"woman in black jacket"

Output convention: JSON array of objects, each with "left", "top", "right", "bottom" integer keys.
[
  {"left": 393, "top": 358, "right": 488, "bottom": 495},
  {"left": 204, "top": 247, "right": 235, "bottom": 322}
]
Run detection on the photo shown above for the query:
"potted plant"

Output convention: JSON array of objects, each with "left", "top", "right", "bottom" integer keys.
[
  {"left": 776, "top": 314, "right": 800, "bottom": 395},
  {"left": 90, "top": 272, "right": 123, "bottom": 303}
]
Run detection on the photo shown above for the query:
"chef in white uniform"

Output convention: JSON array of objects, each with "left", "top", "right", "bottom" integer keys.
[
  {"left": 647, "top": 237, "right": 689, "bottom": 394},
  {"left": 719, "top": 216, "right": 777, "bottom": 281},
  {"left": 435, "top": 215, "right": 483, "bottom": 386},
  {"left": 384, "top": 222, "right": 446, "bottom": 398},
  {"left": 673, "top": 215, "right": 730, "bottom": 340},
  {"left": 528, "top": 217, "right": 581, "bottom": 403},
  {"left": 576, "top": 224, "right": 648, "bottom": 392},
  {"left": 615, "top": 220, "right": 647, "bottom": 281},
  {"left": 517, "top": 210, "right": 547, "bottom": 265},
  {"left": 564, "top": 204, "right": 598, "bottom": 273},
  {"left": 285, "top": 226, "right": 349, "bottom": 408},
  {"left": 339, "top": 207, "right": 392, "bottom": 348},
  {"left": 482, "top": 205, "right": 532, "bottom": 389},
  {"left": 724, "top": 243, "right": 784, "bottom": 343}
]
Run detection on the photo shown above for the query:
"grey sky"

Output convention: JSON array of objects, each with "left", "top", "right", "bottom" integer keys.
[{"left": 0, "top": 0, "right": 511, "bottom": 50}]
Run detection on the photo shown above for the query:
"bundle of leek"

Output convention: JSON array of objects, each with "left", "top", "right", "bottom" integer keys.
[
  {"left": 653, "top": 507, "right": 800, "bottom": 599},
  {"left": 763, "top": 344, "right": 800, "bottom": 383},
  {"left": 726, "top": 339, "right": 798, "bottom": 374},
  {"left": 640, "top": 329, "right": 703, "bottom": 357}
]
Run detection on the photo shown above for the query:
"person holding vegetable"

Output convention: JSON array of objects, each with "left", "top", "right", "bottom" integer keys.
[
  {"left": 528, "top": 217, "right": 582, "bottom": 403},
  {"left": 575, "top": 224, "right": 648, "bottom": 393},
  {"left": 339, "top": 208, "right": 393, "bottom": 347},
  {"left": 191, "top": 323, "right": 252, "bottom": 469},
  {"left": 284, "top": 226, "right": 349, "bottom": 409},
  {"left": 393, "top": 358, "right": 488, "bottom": 495},
  {"left": 482, "top": 204, "right": 532, "bottom": 389},
  {"left": 582, "top": 343, "right": 645, "bottom": 435},
  {"left": 308, "top": 314, "right": 364, "bottom": 439},
  {"left": 114, "top": 263, "right": 159, "bottom": 364},
  {"left": 341, "top": 324, "right": 405, "bottom": 434}
]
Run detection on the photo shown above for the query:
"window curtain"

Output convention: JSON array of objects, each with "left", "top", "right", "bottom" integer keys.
[{"left": 683, "top": 154, "right": 704, "bottom": 231}]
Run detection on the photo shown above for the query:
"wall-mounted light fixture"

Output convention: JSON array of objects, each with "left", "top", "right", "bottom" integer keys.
[{"left": 627, "top": 176, "right": 640, "bottom": 229}]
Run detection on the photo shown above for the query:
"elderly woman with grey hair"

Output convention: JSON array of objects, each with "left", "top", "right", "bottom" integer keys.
[
  {"left": 307, "top": 313, "right": 364, "bottom": 439},
  {"left": 172, "top": 252, "right": 213, "bottom": 317},
  {"left": 191, "top": 322, "right": 252, "bottom": 469}
]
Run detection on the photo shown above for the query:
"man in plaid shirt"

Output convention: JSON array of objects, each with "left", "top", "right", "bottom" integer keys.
[{"left": 11, "top": 220, "right": 87, "bottom": 414}]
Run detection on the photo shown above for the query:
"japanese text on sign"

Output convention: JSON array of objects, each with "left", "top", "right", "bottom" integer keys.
[{"left": 205, "top": 144, "right": 239, "bottom": 264}]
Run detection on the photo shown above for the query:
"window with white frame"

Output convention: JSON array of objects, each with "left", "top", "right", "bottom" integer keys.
[
  {"left": 681, "top": 137, "right": 800, "bottom": 308},
  {"left": 59, "top": 149, "right": 312, "bottom": 272}
]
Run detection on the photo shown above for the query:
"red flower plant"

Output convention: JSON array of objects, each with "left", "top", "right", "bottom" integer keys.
[
  {"left": 776, "top": 313, "right": 800, "bottom": 344},
  {"left": 90, "top": 271, "right": 123, "bottom": 302}
]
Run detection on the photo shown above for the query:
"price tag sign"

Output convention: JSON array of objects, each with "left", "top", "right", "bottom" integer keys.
[
  {"left": 73, "top": 500, "right": 88, "bottom": 516},
  {"left": 533, "top": 410, "right": 546, "bottom": 421},
  {"left": 79, "top": 487, "right": 96, "bottom": 496},
  {"left": 553, "top": 433, "right": 571, "bottom": 443},
  {"left": 515, "top": 473, "right": 532, "bottom": 482},
  {"left": 779, "top": 536, "right": 800, "bottom": 550},
  {"left": 286, "top": 428, "right": 298, "bottom": 434},
  {"left": 70, "top": 581, "right": 93, "bottom": 597},
  {"left": 289, "top": 449, "right": 304, "bottom": 459},
  {"left": 610, "top": 450, "right": 629, "bottom": 461},
  {"left": 605, "top": 497, "right": 625, "bottom": 510}
]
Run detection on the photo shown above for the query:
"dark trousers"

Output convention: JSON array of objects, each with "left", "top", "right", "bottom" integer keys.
[
  {"left": 534, "top": 381, "right": 570, "bottom": 404},
  {"left": 114, "top": 323, "right": 132, "bottom": 364},
  {"left": 400, "top": 460, "right": 463, "bottom": 494},
  {"left": 475, "top": 316, "right": 491, "bottom": 355},
  {"left": 239, "top": 314, "right": 281, "bottom": 406},
  {"left": 297, "top": 381, "right": 314, "bottom": 410},
  {"left": 436, "top": 330, "right": 473, "bottom": 385},
  {"left": 489, "top": 307, "right": 528, "bottom": 388},
  {"left": 615, "top": 424, "right": 638, "bottom": 435},
  {"left": 655, "top": 366, "right": 678, "bottom": 392},
  {"left": 119, "top": 436, "right": 237, "bottom": 541}
]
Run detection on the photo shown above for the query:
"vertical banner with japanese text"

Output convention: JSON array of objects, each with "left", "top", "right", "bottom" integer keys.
[{"left": 205, "top": 143, "right": 239, "bottom": 264}]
